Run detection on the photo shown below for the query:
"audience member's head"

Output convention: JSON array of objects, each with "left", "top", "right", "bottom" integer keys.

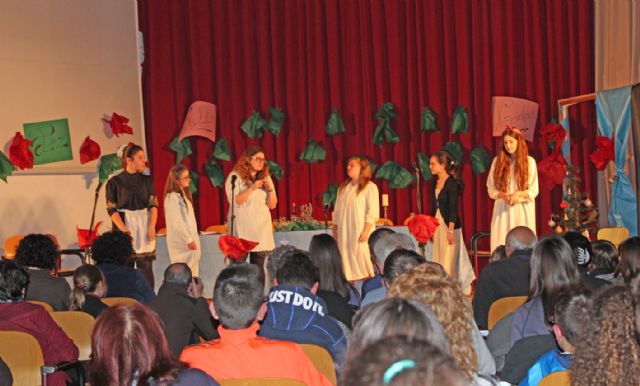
[
  {"left": 163, "top": 263, "right": 192, "bottom": 288},
  {"left": 349, "top": 298, "right": 449, "bottom": 360},
  {"left": 629, "top": 275, "right": 640, "bottom": 334},
  {"left": 572, "top": 285, "right": 640, "bottom": 385},
  {"left": 265, "top": 244, "right": 298, "bottom": 285},
  {"left": 89, "top": 303, "right": 185, "bottom": 385},
  {"left": 489, "top": 245, "right": 507, "bottom": 263},
  {"left": 373, "top": 233, "right": 416, "bottom": 271},
  {"left": 368, "top": 227, "right": 396, "bottom": 269},
  {"left": 70, "top": 264, "right": 107, "bottom": 311},
  {"left": 616, "top": 236, "right": 640, "bottom": 284},
  {"left": 383, "top": 249, "right": 426, "bottom": 285},
  {"left": 309, "top": 234, "right": 351, "bottom": 299},
  {"left": 504, "top": 226, "right": 537, "bottom": 256},
  {"left": 91, "top": 230, "right": 134, "bottom": 265},
  {"left": 275, "top": 250, "right": 319, "bottom": 291},
  {"left": 341, "top": 336, "right": 465, "bottom": 386},
  {"left": 14, "top": 234, "right": 59, "bottom": 270},
  {"left": 563, "top": 231, "right": 593, "bottom": 268},
  {"left": 212, "top": 263, "right": 264, "bottom": 330},
  {"left": 589, "top": 239, "right": 618, "bottom": 275},
  {"left": 550, "top": 287, "right": 592, "bottom": 353},
  {"left": 388, "top": 264, "right": 477, "bottom": 379},
  {"left": 0, "top": 260, "right": 29, "bottom": 302}
]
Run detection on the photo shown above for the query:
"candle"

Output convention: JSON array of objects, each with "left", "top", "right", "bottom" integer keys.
[{"left": 382, "top": 194, "right": 389, "bottom": 207}]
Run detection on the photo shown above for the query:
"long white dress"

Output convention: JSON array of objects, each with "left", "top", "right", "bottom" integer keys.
[
  {"left": 164, "top": 192, "right": 201, "bottom": 276},
  {"left": 486, "top": 156, "right": 539, "bottom": 252},
  {"left": 225, "top": 171, "right": 276, "bottom": 252},
  {"left": 333, "top": 181, "right": 380, "bottom": 281}
]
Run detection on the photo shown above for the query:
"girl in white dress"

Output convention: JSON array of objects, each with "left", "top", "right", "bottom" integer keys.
[
  {"left": 486, "top": 127, "right": 539, "bottom": 253},
  {"left": 163, "top": 164, "right": 201, "bottom": 276},
  {"left": 332, "top": 157, "right": 380, "bottom": 281}
]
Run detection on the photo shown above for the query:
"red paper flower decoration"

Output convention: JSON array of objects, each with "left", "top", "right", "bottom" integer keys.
[
  {"left": 218, "top": 235, "right": 259, "bottom": 262},
  {"left": 9, "top": 132, "right": 34, "bottom": 170},
  {"left": 103, "top": 113, "right": 134, "bottom": 137},
  {"left": 589, "top": 136, "right": 615, "bottom": 170},
  {"left": 540, "top": 123, "right": 566, "bottom": 151},
  {"left": 407, "top": 214, "right": 440, "bottom": 243},
  {"left": 537, "top": 150, "right": 567, "bottom": 189},
  {"left": 79, "top": 136, "right": 101, "bottom": 164},
  {"left": 76, "top": 221, "right": 103, "bottom": 249}
]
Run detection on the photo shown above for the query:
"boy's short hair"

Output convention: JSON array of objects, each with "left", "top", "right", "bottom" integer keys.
[
  {"left": 275, "top": 250, "right": 318, "bottom": 290},
  {"left": 213, "top": 263, "right": 264, "bottom": 329},
  {"left": 590, "top": 240, "right": 618, "bottom": 273},
  {"left": 383, "top": 249, "right": 426, "bottom": 284},
  {"left": 553, "top": 287, "right": 592, "bottom": 345}
]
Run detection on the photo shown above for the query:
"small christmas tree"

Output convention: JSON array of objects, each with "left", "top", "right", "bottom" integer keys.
[{"left": 548, "top": 165, "right": 598, "bottom": 235}]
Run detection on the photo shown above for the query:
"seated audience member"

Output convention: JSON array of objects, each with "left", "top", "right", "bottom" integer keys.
[
  {"left": 489, "top": 245, "right": 507, "bottom": 263},
  {"left": 361, "top": 232, "right": 415, "bottom": 306},
  {"left": 510, "top": 236, "right": 582, "bottom": 348},
  {"left": 518, "top": 288, "right": 591, "bottom": 386},
  {"left": 572, "top": 285, "right": 640, "bottom": 386},
  {"left": 92, "top": 230, "right": 156, "bottom": 302},
  {"left": 179, "top": 263, "right": 332, "bottom": 385},
  {"left": 389, "top": 263, "right": 497, "bottom": 383},
  {"left": 89, "top": 303, "right": 217, "bottom": 386},
  {"left": 361, "top": 227, "right": 396, "bottom": 298},
  {"left": 472, "top": 226, "right": 537, "bottom": 330},
  {"left": 614, "top": 236, "right": 640, "bottom": 284},
  {"left": 147, "top": 263, "right": 219, "bottom": 357},
  {"left": 14, "top": 234, "right": 70, "bottom": 311},
  {"left": 341, "top": 335, "right": 466, "bottom": 386},
  {"left": 70, "top": 264, "right": 109, "bottom": 318},
  {"left": 264, "top": 244, "right": 298, "bottom": 293},
  {"left": 562, "top": 231, "right": 608, "bottom": 289},
  {"left": 383, "top": 249, "right": 426, "bottom": 285},
  {"left": 0, "top": 356, "right": 11, "bottom": 386},
  {"left": 260, "top": 251, "right": 347, "bottom": 369},
  {"left": 347, "top": 298, "right": 450, "bottom": 362},
  {"left": 0, "top": 260, "right": 79, "bottom": 386},
  {"left": 588, "top": 239, "right": 617, "bottom": 281}
]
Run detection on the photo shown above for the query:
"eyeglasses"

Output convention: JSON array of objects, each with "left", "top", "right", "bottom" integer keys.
[
  {"left": 179, "top": 176, "right": 191, "bottom": 181},
  {"left": 251, "top": 157, "right": 266, "bottom": 163}
]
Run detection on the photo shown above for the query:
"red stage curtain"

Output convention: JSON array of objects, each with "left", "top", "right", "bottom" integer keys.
[{"left": 137, "top": 0, "right": 595, "bottom": 242}]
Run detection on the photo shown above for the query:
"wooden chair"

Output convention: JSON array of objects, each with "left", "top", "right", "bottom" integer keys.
[
  {"left": 539, "top": 370, "right": 571, "bottom": 386},
  {"left": 50, "top": 311, "right": 95, "bottom": 361},
  {"left": 3, "top": 235, "right": 24, "bottom": 260},
  {"left": 219, "top": 379, "right": 306, "bottom": 386},
  {"left": 597, "top": 227, "right": 629, "bottom": 247},
  {"left": 102, "top": 297, "right": 139, "bottom": 307},
  {"left": 206, "top": 224, "right": 228, "bottom": 234},
  {"left": 27, "top": 300, "right": 54, "bottom": 312},
  {"left": 0, "top": 330, "right": 44, "bottom": 386},
  {"left": 487, "top": 295, "right": 528, "bottom": 330},
  {"left": 376, "top": 218, "right": 394, "bottom": 226},
  {"left": 299, "top": 344, "right": 337, "bottom": 385},
  {"left": 156, "top": 227, "right": 167, "bottom": 236}
]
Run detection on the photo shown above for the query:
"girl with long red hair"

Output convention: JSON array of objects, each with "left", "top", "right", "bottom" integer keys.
[{"left": 486, "top": 127, "right": 539, "bottom": 252}]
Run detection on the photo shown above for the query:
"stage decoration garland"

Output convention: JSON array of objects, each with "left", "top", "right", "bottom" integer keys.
[
  {"left": 322, "top": 183, "right": 338, "bottom": 207},
  {"left": 97, "top": 153, "right": 121, "bottom": 184},
  {"left": 373, "top": 103, "right": 400, "bottom": 146},
  {"left": 589, "top": 135, "right": 615, "bottom": 170},
  {"left": 188, "top": 170, "right": 199, "bottom": 194},
  {"left": 0, "top": 151, "right": 16, "bottom": 182},
  {"left": 240, "top": 111, "right": 267, "bottom": 138},
  {"left": 265, "top": 107, "right": 285, "bottom": 135},
  {"left": 274, "top": 203, "right": 324, "bottom": 231},
  {"left": 470, "top": 146, "right": 491, "bottom": 175},
  {"left": 326, "top": 109, "right": 346, "bottom": 136},
  {"left": 300, "top": 140, "right": 326, "bottom": 163},
  {"left": 266, "top": 160, "right": 283, "bottom": 180},
  {"left": 204, "top": 158, "right": 224, "bottom": 188},
  {"left": 450, "top": 105, "right": 469, "bottom": 134},
  {"left": 538, "top": 121, "right": 568, "bottom": 189},
  {"left": 213, "top": 138, "right": 231, "bottom": 161},
  {"left": 441, "top": 142, "right": 463, "bottom": 165},
  {"left": 416, "top": 152, "right": 433, "bottom": 181},
  {"left": 9, "top": 132, "right": 34, "bottom": 170},
  {"left": 407, "top": 214, "right": 440, "bottom": 257},
  {"left": 79, "top": 136, "right": 101, "bottom": 164},
  {"left": 103, "top": 112, "right": 134, "bottom": 137},
  {"left": 420, "top": 107, "right": 439, "bottom": 132},
  {"left": 169, "top": 136, "right": 192, "bottom": 164},
  {"left": 375, "top": 161, "right": 415, "bottom": 189}
]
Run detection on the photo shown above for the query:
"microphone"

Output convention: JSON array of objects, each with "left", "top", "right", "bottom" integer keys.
[
  {"left": 231, "top": 174, "right": 237, "bottom": 187},
  {"left": 411, "top": 161, "right": 419, "bottom": 172},
  {"left": 255, "top": 170, "right": 263, "bottom": 181}
]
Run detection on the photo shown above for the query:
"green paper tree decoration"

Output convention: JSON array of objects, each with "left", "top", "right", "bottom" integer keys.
[
  {"left": 240, "top": 111, "right": 267, "bottom": 138},
  {"left": 188, "top": 170, "right": 199, "bottom": 194},
  {"left": 0, "top": 151, "right": 16, "bottom": 182},
  {"left": 470, "top": 146, "right": 492, "bottom": 174},
  {"left": 266, "top": 107, "right": 285, "bottom": 135},
  {"left": 442, "top": 142, "right": 463, "bottom": 165},
  {"left": 213, "top": 138, "right": 231, "bottom": 161},
  {"left": 373, "top": 103, "right": 400, "bottom": 146},
  {"left": 322, "top": 183, "right": 339, "bottom": 207},
  {"left": 98, "top": 153, "right": 122, "bottom": 184},
  {"left": 266, "top": 160, "right": 283, "bottom": 180},
  {"left": 451, "top": 105, "right": 469, "bottom": 134},
  {"left": 326, "top": 109, "right": 346, "bottom": 136},
  {"left": 417, "top": 152, "right": 433, "bottom": 181},
  {"left": 421, "top": 107, "right": 439, "bottom": 132},
  {"left": 169, "top": 136, "right": 192, "bottom": 164},
  {"left": 204, "top": 159, "right": 225, "bottom": 188},
  {"left": 375, "top": 161, "right": 416, "bottom": 188},
  {"left": 300, "top": 140, "right": 326, "bottom": 163}
]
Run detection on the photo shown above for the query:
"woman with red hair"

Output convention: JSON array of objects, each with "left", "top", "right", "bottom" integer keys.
[{"left": 486, "top": 127, "right": 539, "bottom": 252}]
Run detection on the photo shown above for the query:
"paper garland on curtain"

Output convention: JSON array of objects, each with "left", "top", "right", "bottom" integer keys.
[
  {"left": 79, "top": 136, "right": 101, "bottom": 164},
  {"left": 373, "top": 103, "right": 400, "bottom": 146},
  {"left": 266, "top": 160, "right": 283, "bottom": 180},
  {"left": 98, "top": 154, "right": 122, "bottom": 184},
  {"left": 322, "top": 183, "right": 339, "bottom": 207},
  {"left": 441, "top": 142, "right": 463, "bottom": 165},
  {"left": 265, "top": 107, "right": 285, "bottom": 135},
  {"left": 470, "top": 146, "right": 491, "bottom": 174},
  {"left": 300, "top": 140, "right": 326, "bottom": 163},
  {"left": 421, "top": 107, "right": 439, "bottom": 132},
  {"left": 589, "top": 136, "right": 615, "bottom": 170},
  {"left": 375, "top": 161, "right": 415, "bottom": 188},
  {"left": 103, "top": 112, "right": 134, "bottom": 137},
  {"left": 213, "top": 138, "right": 231, "bottom": 161},
  {"left": 450, "top": 106, "right": 469, "bottom": 134},
  {"left": 326, "top": 109, "right": 346, "bottom": 136},
  {"left": 188, "top": 170, "right": 199, "bottom": 194},
  {"left": 416, "top": 153, "right": 433, "bottom": 181},
  {"left": 169, "top": 136, "right": 192, "bottom": 164},
  {"left": 204, "top": 159, "right": 225, "bottom": 187},
  {"left": 240, "top": 111, "right": 267, "bottom": 138}
]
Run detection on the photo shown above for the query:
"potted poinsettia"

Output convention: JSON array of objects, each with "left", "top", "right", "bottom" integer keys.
[{"left": 407, "top": 214, "right": 439, "bottom": 257}]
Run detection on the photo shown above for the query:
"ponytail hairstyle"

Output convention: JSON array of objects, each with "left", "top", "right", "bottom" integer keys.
[
  {"left": 70, "top": 264, "right": 107, "bottom": 311},
  {"left": 163, "top": 164, "right": 194, "bottom": 210},
  {"left": 431, "top": 150, "right": 464, "bottom": 191},
  {"left": 120, "top": 143, "right": 144, "bottom": 169}
]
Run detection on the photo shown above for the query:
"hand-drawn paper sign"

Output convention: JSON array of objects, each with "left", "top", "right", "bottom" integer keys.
[
  {"left": 492, "top": 96, "right": 539, "bottom": 142},
  {"left": 179, "top": 101, "right": 217, "bottom": 142},
  {"left": 23, "top": 118, "right": 73, "bottom": 165}
]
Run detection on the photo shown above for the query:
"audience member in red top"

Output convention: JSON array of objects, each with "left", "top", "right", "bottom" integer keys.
[
  {"left": 180, "top": 263, "right": 332, "bottom": 385},
  {"left": 0, "top": 260, "right": 79, "bottom": 386}
]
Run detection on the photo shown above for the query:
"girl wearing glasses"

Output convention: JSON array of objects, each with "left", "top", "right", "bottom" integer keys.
[
  {"left": 163, "top": 164, "right": 201, "bottom": 276},
  {"left": 225, "top": 147, "right": 278, "bottom": 283}
]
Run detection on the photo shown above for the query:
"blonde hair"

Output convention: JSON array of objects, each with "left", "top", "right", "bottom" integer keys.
[
  {"left": 70, "top": 264, "right": 106, "bottom": 311},
  {"left": 163, "top": 164, "right": 193, "bottom": 210},
  {"left": 339, "top": 156, "right": 372, "bottom": 195},
  {"left": 388, "top": 263, "right": 477, "bottom": 379}
]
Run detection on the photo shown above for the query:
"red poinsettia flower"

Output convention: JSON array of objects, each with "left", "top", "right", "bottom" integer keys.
[
  {"left": 79, "top": 136, "right": 101, "bottom": 164},
  {"left": 76, "top": 221, "right": 103, "bottom": 249},
  {"left": 103, "top": 113, "right": 134, "bottom": 137},
  {"left": 540, "top": 123, "right": 567, "bottom": 151},
  {"left": 589, "top": 136, "right": 614, "bottom": 170},
  {"left": 407, "top": 214, "right": 440, "bottom": 243},
  {"left": 9, "top": 132, "right": 34, "bottom": 170},
  {"left": 218, "top": 235, "right": 259, "bottom": 263},
  {"left": 537, "top": 150, "right": 567, "bottom": 189}
]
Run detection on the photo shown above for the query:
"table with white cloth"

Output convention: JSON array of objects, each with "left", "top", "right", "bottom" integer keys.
[{"left": 153, "top": 226, "right": 427, "bottom": 292}]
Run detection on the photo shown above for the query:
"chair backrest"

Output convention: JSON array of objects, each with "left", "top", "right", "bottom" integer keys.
[
  {"left": 299, "top": 344, "right": 337, "bottom": 385},
  {"left": 597, "top": 227, "right": 629, "bottom": 247},
  {"left": 376, "top": 218, "right": 394, "bottom": 226},
  {"left": 3, "top": 235, "right": 24, "bottom": 260},
  {"left": 219, "top": 379, "right": 306, "bottom": 386},
  {"left": 539, "top": 370, "right": 571, "bottom": 386},
  {"left": 206, "top": 224, "right": 228, "bottom": 234},
  {"left": 0, "top": 330, "right": 44, "bottom": 386},
  {"left": 102, "top": 297, "right": 139, "bottom": 307},
  {"left": 488, "top": 295, "right": 528, "bottom": 330},
  {"left": 27, "top": 300, "right": 54, "bottom": 312},
  {"left": 50, "top": 311, "right": 95, "bottom": 361}
]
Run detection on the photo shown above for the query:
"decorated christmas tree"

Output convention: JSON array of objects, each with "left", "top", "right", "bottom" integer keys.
[{"left": 548, "top": 165, "right": 598, "bottom": 235}]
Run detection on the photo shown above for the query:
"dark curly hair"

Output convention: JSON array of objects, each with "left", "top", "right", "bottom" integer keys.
[
  {"left": 0, "top": 260, "right": 30, "bottom": 301},
  {"left": 91, "top": 231, "right": 134, "bottom": 265},
  {"left": 571, "top": 285, "right": 640, "bottom": 386},
  {"left": 14, "top": 234, "right": 59, "bottom": 269}
]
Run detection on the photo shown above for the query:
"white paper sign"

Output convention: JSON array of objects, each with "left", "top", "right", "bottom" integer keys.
[{"left": 492, "top": 96, "right": 539, "bottom": 141}]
